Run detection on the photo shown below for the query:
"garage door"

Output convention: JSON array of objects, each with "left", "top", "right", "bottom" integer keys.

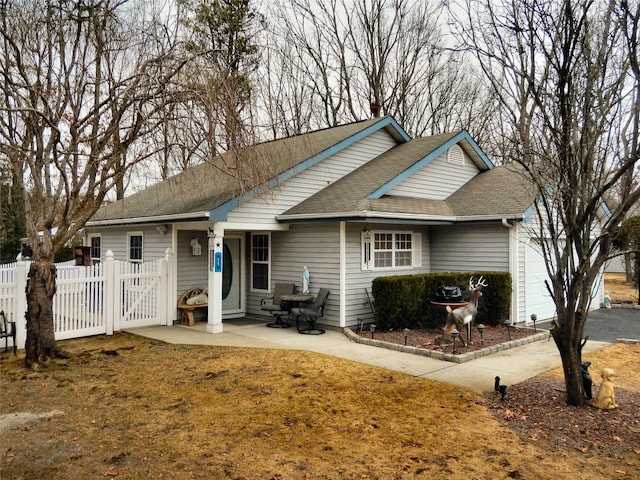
[{"left": 525, "top": 240, "right": 557, "bottom": 321}]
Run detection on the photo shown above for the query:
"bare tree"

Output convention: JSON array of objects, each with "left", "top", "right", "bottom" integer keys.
[
  {"left": 265, "top": 0, "right": 494, "bottom": 138},
  {"left": 253, "top": 38, "right": 316, "bottom": 139},
  {"left": 0, "top": 0, "right": 189, "bottom": 367},
  {"left": 452, "top": 0, "right": 640, "bottom": 406}
]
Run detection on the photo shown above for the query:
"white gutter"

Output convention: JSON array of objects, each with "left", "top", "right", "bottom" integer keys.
[
  {"left": 86, "top": 211, "right": 210, "bottom": 227},
  {"left": 276, "top": 211, "right": 523, "bottom": 223}
]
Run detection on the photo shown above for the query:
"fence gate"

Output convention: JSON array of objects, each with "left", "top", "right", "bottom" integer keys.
[
  {"left": 117, "top": 259, "right": 167, "bottom": 330},
  {"left": 0, "top": 252, "right": 170, "bottom": 349},
  {"left": 54, "top": 263, "right": 106, "bottom": 340}
]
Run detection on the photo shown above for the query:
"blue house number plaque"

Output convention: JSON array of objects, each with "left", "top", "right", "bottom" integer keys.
[{"left": 214, "top": 251, "right": 222, "bottom": 272}]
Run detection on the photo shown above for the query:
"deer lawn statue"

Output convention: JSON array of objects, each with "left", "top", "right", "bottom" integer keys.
[{"left": 443, "top": 276, "right": 488, "bottom": 346}]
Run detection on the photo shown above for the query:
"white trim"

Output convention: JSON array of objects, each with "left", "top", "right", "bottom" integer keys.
[
  {"left": 87, "top": 211, "right": 210, "bottom": 226},
  {"left": 88, "top": 233, "right": 102, "bottom": 262},
  {"left": 170, "top": 222, "right": 290, "bottom": 232},
  {"left": 250, "top": 232, "right": 271, "bottom": 293},
  {"left": 412, "top": 232, "right": 422, "bottom": 268},
  {"left": 278, "top": 212, "right": 523, "bottom": 223},
  {"left": 340, "top": 221, "right": 346, "bottom": 328},
  {"left": 222, "top": 233, "right": 246, "bottom": 317},
  {"left": 127, "top": 232, "right": 143, "bottom": 263},
  {"left": 505, "top": 221, "right": 519, "bottom": 323},
  {"left": 361, "top": 229, "right": 420, "bottom": 271}
]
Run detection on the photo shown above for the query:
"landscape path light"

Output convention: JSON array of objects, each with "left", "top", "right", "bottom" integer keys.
[
  {"left": 451, "top": 329, "right": 460, "bottom": 354},
  {"left": 504, "top": 318, "right": 512, "bottom": 340},
  {"left": 403, "top": 328, "right": 410, "bottom": 345},
  {"left": 477, "top": 323, "right": 485, "bottom": 346}
]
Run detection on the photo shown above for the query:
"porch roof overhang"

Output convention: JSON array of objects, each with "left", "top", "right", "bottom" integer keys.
[
  {"left": 276, "top": 211, "right": 525, "bottom": 225},
  {"left": 86, "top": 211, "right": 211, "bottom": 227}
]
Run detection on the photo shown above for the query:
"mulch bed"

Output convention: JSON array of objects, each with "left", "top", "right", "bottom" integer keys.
[
  {"left": 484, "top": 377, "right": 640, "bottom": 457},
  {"left": 357, "top": 325, "right": 640, "bottom": 458},
  {"left": 355, "top": 323, "right": 539, "bottom": 354}
]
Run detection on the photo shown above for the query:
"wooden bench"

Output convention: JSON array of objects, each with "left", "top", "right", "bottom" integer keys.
[{"left": 177, "top": 287, "right": 208, "bottom": 326}]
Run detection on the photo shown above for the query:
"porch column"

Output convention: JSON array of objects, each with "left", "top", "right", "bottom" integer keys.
[
  {"left": 207, "top": 225, "right": 224, "bottom": 333},
  {"left": 339, "top": 221, "right": 346, "bottom": 327}
]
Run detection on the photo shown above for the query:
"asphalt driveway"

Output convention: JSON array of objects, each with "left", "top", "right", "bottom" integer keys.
[{"left": 584, "top": 307, "right": 640, "bottom": 343}]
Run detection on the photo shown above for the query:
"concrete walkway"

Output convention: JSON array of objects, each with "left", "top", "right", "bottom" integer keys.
[{"left": 127, "top": 317, "right": 613, "bottom": 393}]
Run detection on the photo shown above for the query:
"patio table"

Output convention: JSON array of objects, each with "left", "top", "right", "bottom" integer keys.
[
  {"left": 280, "top": 294, "right": 315, "bottom": 310},
  {"left": 280, "top": 294, "right": 315, "bottom": 328}
]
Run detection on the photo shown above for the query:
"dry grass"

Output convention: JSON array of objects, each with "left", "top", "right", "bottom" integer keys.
[
  {"left": 0, "top": 272, "right": 637, "bottom": 479},
  {"left": 2, "top": 334, "right": 639, "bottom": 480},
  {"left": 605, "top": 272, "right": 638, "bottom": 304}
]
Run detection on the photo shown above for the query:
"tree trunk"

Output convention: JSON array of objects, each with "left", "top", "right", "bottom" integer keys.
[
  {"left": 624, "top": 253, "right": 632, "bottom": 283},
  {"left": 24, "top": 260, "right": 58, "bottom": 367},
  {"left": 550, "top": 311, "right": 587, "bottom": 407}
]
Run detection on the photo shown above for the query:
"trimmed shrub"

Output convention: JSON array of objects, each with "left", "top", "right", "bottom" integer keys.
[{"left": 371, "top": 272, "right": 512, "bottom": 330}]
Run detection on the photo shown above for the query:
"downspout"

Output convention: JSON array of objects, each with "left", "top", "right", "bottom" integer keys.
[{"left": 502, "top": 219, "right": 519, "bottom": 325}]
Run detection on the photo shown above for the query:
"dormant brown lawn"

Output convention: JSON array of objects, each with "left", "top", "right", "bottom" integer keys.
[{"left": 1, "top": 333, "right": 638, "bottom": 480}]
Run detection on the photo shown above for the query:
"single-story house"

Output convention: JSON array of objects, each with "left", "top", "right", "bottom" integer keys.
[{"left": 85, "top": 116, "right": 604, "bottom": 333}]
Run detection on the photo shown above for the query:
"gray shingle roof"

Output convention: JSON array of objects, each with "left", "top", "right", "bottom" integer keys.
[
  {"left": 89, "top": 116, "right": 536, "bottom": 226},
  {"left": 278, "top": 137, "right": 534, "bottom": 222},
  {"left": 446, "top": 163, "right": 536, "bottom": 217},
  {"left": 89, "top": 117, "right": 397, "bottom": 224},
  {"left": 279, "top": 135, "right": 460, "bottom": 218}
]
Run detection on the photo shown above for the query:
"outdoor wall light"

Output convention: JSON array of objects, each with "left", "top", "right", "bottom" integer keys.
[
  {"left": 369, "top": 323, "right": 376, "bottom": 339},
  {"left": 530, "top": 313, "right": 538, "bottom": 332},
  {"left": 403, "top": 328, "right": 410, "bottom": 345},
  {"left": 477, "top": 324, "right": 485, "bottom": 346},
  {"left": 190, "top": 238, "right": 202, "bottom": 256},
  {"left": 156, "top": 224, "right": 167, "bottom": 235},
  {"left": 451, "top": 329, "right": 459, "bottom": 354}
]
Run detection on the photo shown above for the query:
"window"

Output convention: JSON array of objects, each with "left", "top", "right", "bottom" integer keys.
[
  {"left": 362, "top": 230, "right": 421, "bottom": 270},
  {"left": 251, "top": 233, "right": 270, "bottom": 291},
  {"left": 89, "top": 235, "right": 101, "bottom": 263},
  {"left": 127, "top": 232, "right": 143, "bottom": 263}
]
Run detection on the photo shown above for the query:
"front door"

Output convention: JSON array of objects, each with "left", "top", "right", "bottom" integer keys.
[{"left": 222, "top": 236, "right": 244, "bottom": 317}]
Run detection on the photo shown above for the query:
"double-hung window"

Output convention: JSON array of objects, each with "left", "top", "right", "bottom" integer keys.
[
  {"left": 362, "top": 230, "right": 421, "bottom": 271},
  {"left": 128, "top": 232, "right": 143, "bottom": 263},
  {"left": 89, "top": 234, "right": 101, "bottom": 263},
  {"left": 251, "top": 233, "right": 270, "bottom": 291}
]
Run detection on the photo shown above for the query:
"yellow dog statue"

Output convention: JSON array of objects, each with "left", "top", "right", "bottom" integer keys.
[{"left": 592, "top": 367, "right": 618, "bottom": 409}]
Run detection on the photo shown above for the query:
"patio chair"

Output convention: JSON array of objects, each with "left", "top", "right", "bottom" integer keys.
[
  {"left": 0, "top": 310, "right": 17, "bottom": 355},
  {"left": 292, "top": 288, "right": 330, "bottom": 335},
  {"left": 261, "top": 282, "right": 295, "bottom": 328}
]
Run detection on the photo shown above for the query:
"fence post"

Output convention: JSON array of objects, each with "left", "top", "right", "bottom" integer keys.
[
  {"left": 103, "top": 251, "right": 115, "bottom": 335},
  {"left": 163, "top": 248, "right": 174, "bottom": 326},
  {"left": 14, "top": 260, "right": 29, "bottom": 350},
  {"left": 158, "top": 251, "right": 169, "bottom": 326}
]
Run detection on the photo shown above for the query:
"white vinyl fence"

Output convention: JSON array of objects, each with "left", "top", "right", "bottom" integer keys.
[{"left": 0, "top": 250, "right": 172, "bottom": 350}]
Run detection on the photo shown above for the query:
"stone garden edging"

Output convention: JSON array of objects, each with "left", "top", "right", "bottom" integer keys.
[{"left": 343, "top": 327, "right": 551, "bottom": 364}]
